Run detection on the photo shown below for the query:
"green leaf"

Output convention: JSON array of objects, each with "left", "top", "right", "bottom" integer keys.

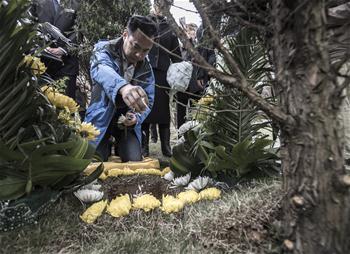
[{"left": 0, "top": 176, "right": 27, "bottom": 200}]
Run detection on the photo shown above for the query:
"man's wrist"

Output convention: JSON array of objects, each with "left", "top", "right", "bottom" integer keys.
[{"left": 118, "top": 83, "right": 131, "bottom": 95}]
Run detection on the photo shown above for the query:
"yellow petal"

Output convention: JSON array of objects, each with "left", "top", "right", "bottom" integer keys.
[
  {"left": 160, "top": 167, "right": 171, "bottom": 176},
  {"left": 199, "top": 187, "right": 221, "bottom": 200},
  {"left": 106, "top": 168, "right": 163, "bottom": 179},
  {"left": 197, "top": 95, "right": 213, "bottom": 106},
  {"left": 80, "top": 200, "right": 107, "bottom": 224},
  {"left": 160, "top": 195, "right": 185, "bottom": 214},
  {"left": 79, "top": 122, "right": 100, "bottom": 140},
  {"left": 136, "top": 168, "right": 163, "bottom": 176},
  {"left": 98, "top": 171, "right": 108, "bottom": 180},
  {"left": 177, "top": 190, "right": 200, "bottom": 204},
  {"left": 42, "top": 86, "right": 78, "bottom": 113},
  {"left": 22, "top": 55, "right": 47, "bottom": 75},
  {"left": 106, "top": 194, "right": 132, "bottom": 218},
  {"left": 132, "top": 194, "right": 161, "bottom": 212}
]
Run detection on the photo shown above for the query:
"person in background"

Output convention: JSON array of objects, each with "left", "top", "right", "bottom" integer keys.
[
  {"left": 85, "top": 15, "right": 157, "bottom": 162},
  {"left": 180, "top": 23, "right": 198, "bottom": 60},
  {"left": 30, "top": 0, "right": 80, "bottom": 101},
  {"left": 141, "top": 0, "right": 182, "bottom": 157},
  {"left": 176, "top": 23, "right": 216, "bottom": 128}
]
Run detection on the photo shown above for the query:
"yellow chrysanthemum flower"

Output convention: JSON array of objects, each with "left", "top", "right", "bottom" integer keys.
[
  {"left": 160, "top": 195, "right": 185, "bottom": 214},
  {"left": 197, "top": 95, "right": 214, "bottom": 106},
  {"left": 98, "top": 171, "right": 108, "bottom": 181},
  {"left": 136, "top": 168, "right": 163, "bottom": 176},
  {"left": 106, "top": 194, "right": 132, "bottom": 218},
  {"left": 199, "top": 187, "right": 221, "bottom": 200},
  {"left": 57, "top": 109, "right": 74, "bottom": 125},
  {"left": 80, "top": 200, "right": 107, "bottom": 224},
  {"left": 23, "top": 55, "right": 47, "bottom": 75},
  {"left": 107, "top": 168, "right": 163, "bottom": 178},
  {"left": 41, "top": 86, "right": 78, "bottom": 113},
  {"left": 79, "top": 122, "right": 100, "bottom": 140},
  {"left": 132, "top": 194, "right": 161, "bottom": 212},
  {"left": 160, "top": 167, "right": 171, "bottom": 176},
  {"left": 177, "top": 190, "right": 200, "bottom": 205},
  {"left": 108, "top": 168, "right": 133, "bottom": 177}
]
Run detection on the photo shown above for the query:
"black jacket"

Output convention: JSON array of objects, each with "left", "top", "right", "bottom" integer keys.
[
  {"left": 148, "top": 15, "right": 182, "bottom": 71},
  {"left": 144, "top": 15, "right": 182, "bottom": 124},
  {"left": 31, "top": 0, "right": 79, "bottom": 44},
  {"left": 31, "top": 0, "right": 80, "bottom": 76},
  {"left": 182, "top": 42, "right": 216, "bottom": 94}
]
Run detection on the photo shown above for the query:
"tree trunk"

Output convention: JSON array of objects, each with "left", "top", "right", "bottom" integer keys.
[{"left": 272, "top": 0, "right": 350, "bottom": 253}]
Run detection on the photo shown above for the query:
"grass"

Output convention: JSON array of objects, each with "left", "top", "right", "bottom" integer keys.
[
  {"left": 0, "top": 179, "right": 282, "bottom": 254},
  {"left": 0, "top": 126, "right": 283, "bottom": 253}
]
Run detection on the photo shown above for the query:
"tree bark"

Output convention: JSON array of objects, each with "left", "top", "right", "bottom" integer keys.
[{"left": 272, "top": 0, "right": 350, "bottom": 253}]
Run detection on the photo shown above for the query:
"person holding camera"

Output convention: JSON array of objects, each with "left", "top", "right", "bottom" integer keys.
[{"left": 30, "top": 0, "right": 80, "bottom": 100}]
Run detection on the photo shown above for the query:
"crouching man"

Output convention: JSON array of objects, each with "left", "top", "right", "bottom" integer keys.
[{"left": 85, "top": 16, "right": 157, "bottom": 162}]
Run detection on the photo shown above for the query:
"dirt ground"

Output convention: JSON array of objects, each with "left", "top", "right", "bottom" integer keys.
[
  {"left": 0, "top": 121, "right": 283, "bottom": 253},
  {"left": 103, "top": 175, "right": 184, "bottom": 200}
]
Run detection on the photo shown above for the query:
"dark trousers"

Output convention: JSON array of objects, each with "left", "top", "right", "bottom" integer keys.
[
  {"left": 64, "top": 75, "right": 77, "bottom": 100},
  {"left": 142, "top": 122, "right": 172, "bottom": 157},
  {"left": 43, "top": 55, "right": 78, "bottom": 101},
  {"left": 96, "top": 112, "right": 142, "bottom": 162}
]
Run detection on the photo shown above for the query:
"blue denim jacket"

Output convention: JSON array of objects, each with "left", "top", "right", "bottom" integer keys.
[{"left": 85, "top": 38, "right": 155, "bottom": 146}]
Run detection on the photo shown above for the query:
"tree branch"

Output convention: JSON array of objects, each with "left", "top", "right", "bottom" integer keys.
[
  {"left": 192, "top": 0, "right": 245, "bottom": 79},
  {"left": 158, "top": 0, "right": 294, "bottom": 125}
]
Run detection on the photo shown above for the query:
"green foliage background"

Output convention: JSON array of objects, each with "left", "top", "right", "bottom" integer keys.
[{"left": 76, "top": 0, "right": 151, "bottom": 77}]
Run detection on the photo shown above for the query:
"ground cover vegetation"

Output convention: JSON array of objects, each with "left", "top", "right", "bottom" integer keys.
[
  {"left": 158, "top": 0, "right": 350, "bottom": 253},
  {"left": 0, "top": 0, "right": 349, "bottom": 253},
  {"left": 0, "top": 178, "right": 282, "bottom": 254}
]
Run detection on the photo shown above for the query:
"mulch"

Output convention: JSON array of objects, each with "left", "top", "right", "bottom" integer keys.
[{"left": 102, "top": 174, "right": 185, "bottom": 200}]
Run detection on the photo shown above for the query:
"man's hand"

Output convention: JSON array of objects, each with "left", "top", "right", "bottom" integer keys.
[
  {"left": 119, "top": 84, "right": 149, "bottom": 112},
  {"left": 123, "top": 112, "right": 137, "bottom": 126},
  {"left": 46, "top": 47, "right": 65, "bottom": 58}
]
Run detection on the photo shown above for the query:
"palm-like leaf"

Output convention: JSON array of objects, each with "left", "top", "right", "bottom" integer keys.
[
  {"left": 0, "top": 0, "right": 100, "bottom": 203},
  {"left": 205, "top": 29, "right": 272, "bottom": 144},
  {"left": 171, "top": 28, "right": 279, "bottom": 180}
]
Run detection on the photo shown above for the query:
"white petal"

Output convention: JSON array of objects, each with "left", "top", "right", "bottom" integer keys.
[
  {"left": 186, "top": 176, "right": 210, "bottom": 191},
  {"left": 163, "top": 171, "right": 175, "bottom": 181},
  {"left": 171, "top": 173, "right": 191, "bottom": 187},
  {"left": 74, "top": 189, "right": 104, "bottom": 203}
]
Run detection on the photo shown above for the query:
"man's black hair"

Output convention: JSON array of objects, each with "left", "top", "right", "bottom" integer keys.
[
  {"left": 154, "top": 0, "right": 174, "bottom": 6},
  {"left": 127, "top": 15, "right": 158, "bottom": 38}
]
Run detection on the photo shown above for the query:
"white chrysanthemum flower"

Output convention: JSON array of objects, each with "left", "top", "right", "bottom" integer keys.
[
  {"left": 171, "top": 173, "right": 191, "bottom": 188},
  {"left": 186, "top": 176, "right": 210, "bottom": 191}
]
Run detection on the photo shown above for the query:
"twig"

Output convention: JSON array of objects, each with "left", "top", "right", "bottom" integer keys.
[{"left": 159, "top": 0, "right": 294, "bottom": 125}]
